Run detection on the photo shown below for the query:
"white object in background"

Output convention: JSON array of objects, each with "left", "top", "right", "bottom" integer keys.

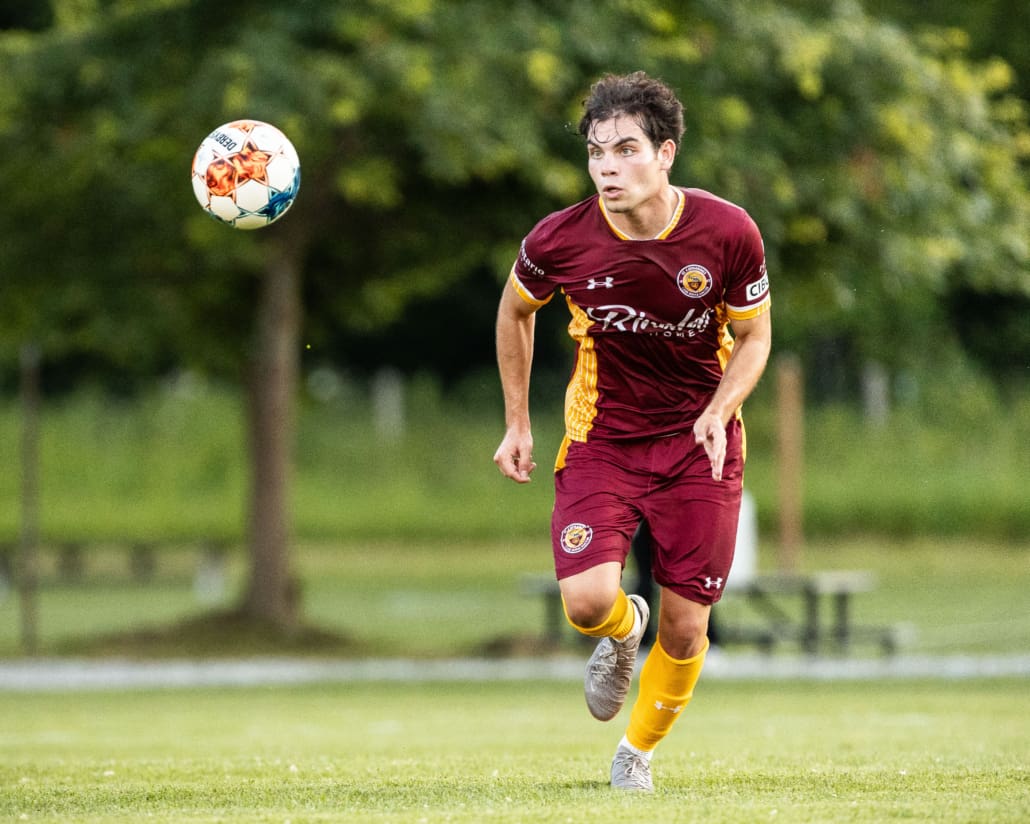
[{"left": 729, "top": 489, "right": 757, "bottom": 587}]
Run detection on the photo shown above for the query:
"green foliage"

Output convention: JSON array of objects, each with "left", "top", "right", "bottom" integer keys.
[
  {"left": 1, "top": 0, "right": 1028, "bottom": 378},
  {"left": 862, "top": 0, "right": 1030, "bottom": 98},
  {"left": 656, "top": 1, "right": 1030, "bottom": 369}
]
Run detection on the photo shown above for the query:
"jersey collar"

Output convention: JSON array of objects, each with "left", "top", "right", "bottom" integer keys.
[{"left": 599, "top": 187, "right": 685, "bottom": 241}]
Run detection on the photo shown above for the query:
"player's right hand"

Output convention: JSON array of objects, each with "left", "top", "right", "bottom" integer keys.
[
  {"left": 493, "top": 428, "right": 537, "bottom": 484},
  {"left": 693, "top": 412, "right": 728, "bottom": 482}
]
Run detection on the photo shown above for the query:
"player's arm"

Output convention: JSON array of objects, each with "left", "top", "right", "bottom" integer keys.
[
  {"left": 693, "top": 309, "right": 772, "bottom": 481},
  {"left": 493, "top": 278, "right": 541, "bottom": 483}
]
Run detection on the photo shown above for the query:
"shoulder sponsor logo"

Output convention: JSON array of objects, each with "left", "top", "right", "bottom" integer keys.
[
  {"left": 676, "top": 264, "right": 713, "bottom": 299},
  {"left": 746, "top": 261, "right": 769, "bottom": 302},
  {"left": 560, "top": 523, "right": 593, "bottom": 554},
  {"left": 518, "top": 241, "right": 546, "bottom": 279}
]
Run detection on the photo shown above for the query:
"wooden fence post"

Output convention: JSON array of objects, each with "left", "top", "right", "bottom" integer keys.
[{"left": 777, "top": 354, "right": 804, "bottom": 571}]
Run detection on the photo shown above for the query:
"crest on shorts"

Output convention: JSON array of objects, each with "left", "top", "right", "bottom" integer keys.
[
  {"left": 560, "top": 523, "right": 593, "bottom": 554},
  {"left": 676, "top": 264, "right": 713, "bottom": 299}
]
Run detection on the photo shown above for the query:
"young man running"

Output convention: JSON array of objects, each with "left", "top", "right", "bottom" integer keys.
[{"left": 494, "top": 71, "right": 772, "bottom": 791}]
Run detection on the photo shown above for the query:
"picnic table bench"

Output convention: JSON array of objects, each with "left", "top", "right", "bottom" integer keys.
[
  {"left": 521, "top": 569, "right": 899, "bottom": 656},
  {"left": 721, "top": 570, "right": 899, "bottom": 655},
  {"left": 0, "top": 539, "right": 232, "bottom": 603}
]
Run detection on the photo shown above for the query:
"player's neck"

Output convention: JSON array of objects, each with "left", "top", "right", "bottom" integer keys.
[{"left": 608, "top": 185, "right": 681, "bottom": 240}]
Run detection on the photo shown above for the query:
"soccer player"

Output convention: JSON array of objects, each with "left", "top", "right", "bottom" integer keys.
[{"left": 493, "top": 72, "right": 772, "bottom": 791}]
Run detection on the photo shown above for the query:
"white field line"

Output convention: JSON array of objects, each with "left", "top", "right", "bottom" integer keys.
[{"left": 0, "top": 653, "right": 1028, "bottom": 692}]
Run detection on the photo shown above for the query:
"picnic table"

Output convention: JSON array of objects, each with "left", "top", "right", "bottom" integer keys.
[
  {"left": 521, "top": 569, "right": 899, "bottom": 656},
  {"left": 722, "top": 570, "right": 898, "bottom": 655}
]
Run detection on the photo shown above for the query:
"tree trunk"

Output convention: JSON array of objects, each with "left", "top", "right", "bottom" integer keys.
[
  {"left": 241, "top": 238, "right": 303, "bottom": 629},
  {"left": 18, "top": 343, "right": 41, "bottom": 655}
]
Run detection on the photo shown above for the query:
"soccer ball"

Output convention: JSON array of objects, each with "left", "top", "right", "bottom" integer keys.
[{"left": 191, "top": 119, "right": 301, "bottom": 230}]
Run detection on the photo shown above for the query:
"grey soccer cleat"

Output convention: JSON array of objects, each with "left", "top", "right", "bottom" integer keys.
[
  {"left": 584, "top": 593, "right": 650, "bottom": 721},
  {"left": 610, "top": 744, "right": 654, "bottom": 792}
]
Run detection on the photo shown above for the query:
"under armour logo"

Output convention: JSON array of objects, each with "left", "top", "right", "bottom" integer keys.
[
  {"left": 654, "top": 701, "right": 684, "bottom": 714},
  {"left": 586, "top": 277, "right": 614, "bottom": 290},
  {"left": 704, "top": 576, "right": 723, "bottom": 590}
]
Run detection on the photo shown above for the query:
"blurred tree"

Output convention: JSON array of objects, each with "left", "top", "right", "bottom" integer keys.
[
  {"left": 860, "top": 0, "right": 1030, "bottom": 98},
  {"left": 0, "top": 0, "right": 53, "bottom": 31},
  {"left": 856, "top": 0, "right": 1030, "bottom": 384},
  {"left": 1, "top": 0, "right": 1028, "bottom": 628},
  {"left": 0, "top": 0, "right": 625, "bottom": 628},
  {"left": 656, "top": 1, "right": 1030, "bottom": 393}
]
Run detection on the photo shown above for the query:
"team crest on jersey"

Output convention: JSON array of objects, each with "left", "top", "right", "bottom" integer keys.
[
  {"left": 677, "top": 264, "right": 713, "bottom": 299},
  {"left": 560, "top": 523, "right": 593, "bottom": 554}
]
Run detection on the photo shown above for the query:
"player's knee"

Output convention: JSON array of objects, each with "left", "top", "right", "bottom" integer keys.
[
  {"left": 562, "top": 592, "right": 614, "bottom": 630},
  {"left": 558, "top": 563, "right": 622, "bottom": 630},
  {"left": 658, "top": 610, "right": 710, "bottom": 659}
]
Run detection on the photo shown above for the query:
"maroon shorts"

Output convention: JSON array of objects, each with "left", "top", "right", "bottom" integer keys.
[{"left": 550, "top": 419, "right": 744, "bottom": 605}]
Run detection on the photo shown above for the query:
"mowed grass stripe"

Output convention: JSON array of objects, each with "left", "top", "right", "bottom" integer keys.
[{"left": 1, "top": 679, "right": 1026, "bottom": 823}]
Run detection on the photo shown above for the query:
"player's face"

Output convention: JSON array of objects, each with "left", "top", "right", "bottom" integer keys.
[{"left": 586, "top": 115, "right": 674, "bottom": 217}]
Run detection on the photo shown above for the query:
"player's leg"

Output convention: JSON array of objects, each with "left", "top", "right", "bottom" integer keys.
[
  {"left": 623, "top": 591, "right": 710, "bottom": 747},
  {"left": 550, "top": 437, "right": 650, "bottom": 721},
  {"left": 654, "top": 588, "right": 711, "bottom": 659},
  {"left": 611, "top": 597, "right": 710, "bottom": 792},
  {"left": 550, "top": 436, "right": 642, "bottom": 633},
  {"left": 559, "top": 561, "right": 651, "bottom": 722},
  {"left": 610, "top": 598, "right": 716, "bottom": 793},
  {"left": 610, "top": 426, "right": 743, "bottom": 790},
  {"left": 558, "top": 561, "right": 625, "bottom": 632}
]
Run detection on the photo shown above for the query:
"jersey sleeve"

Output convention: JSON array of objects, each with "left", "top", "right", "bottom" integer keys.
[
  {"left": 723, "top": 213, "right": 771, "bottom": 321},
  {"left": 509, "top": 223, "right": 557, "bottom": 308}
]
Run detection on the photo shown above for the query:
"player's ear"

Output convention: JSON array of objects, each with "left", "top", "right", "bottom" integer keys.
[{"left": 658, "top": 139, "right": 676, "bottom": 172}]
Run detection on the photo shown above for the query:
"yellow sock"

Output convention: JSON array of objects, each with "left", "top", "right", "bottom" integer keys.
[
  {"left": 626, "top": 636, "right": 709, "bottom": 752},
  {"left": 563, "top": 589, "right": 636, "bottom": 640}
]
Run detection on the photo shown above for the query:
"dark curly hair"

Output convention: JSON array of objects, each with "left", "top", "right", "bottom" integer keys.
[{"left": 578, "top": 71, "right": 685, "bottom": 150}]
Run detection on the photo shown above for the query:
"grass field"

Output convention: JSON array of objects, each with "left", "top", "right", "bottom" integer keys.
[
  {"left": 1, "top": 381, "right": 1027, "bottom": 821},
  {"left": 1, "top": 678, "right": 1027, "bottom": 822}
]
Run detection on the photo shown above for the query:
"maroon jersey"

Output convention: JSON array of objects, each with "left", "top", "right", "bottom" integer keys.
[{"left": 511, "top": 187, "right": 770, "bottom": 441}]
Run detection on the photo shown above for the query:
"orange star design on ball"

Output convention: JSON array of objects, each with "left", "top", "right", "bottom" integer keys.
[{"left": 205, "top": 140, "right": 273, "bottom": 197}]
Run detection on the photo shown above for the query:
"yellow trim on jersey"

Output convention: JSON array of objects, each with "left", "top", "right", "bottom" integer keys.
[
  {"left": 725, "top": 295, "right": 771, "bottom": 321},
  {"left": 563, "top": 296, "right": 600, "bottom": 442},
  {"left": 715, "top": 306, "right": 747, "bottom": 441},
  {"left": 508, "top": 268, "right": 553, "bottom": 308},
  {"left": 599, "top": 188, "right": 685, "bottom": 241},
  {"left": 554, "top": 435, "right": 572, "bottom": 471},
  {"left": 714, "top": 311, "right": 735, "bottom": 374}
]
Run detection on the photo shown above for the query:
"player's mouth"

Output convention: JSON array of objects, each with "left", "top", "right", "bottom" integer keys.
[{"left": 602, "top": 186, "right": 624, "bottom": 198}]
